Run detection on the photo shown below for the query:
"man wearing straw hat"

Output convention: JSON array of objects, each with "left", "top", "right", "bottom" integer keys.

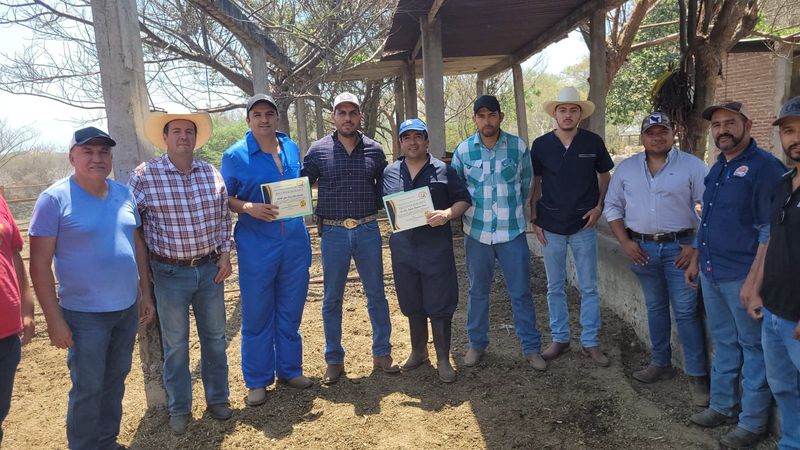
[
  {"left": 129, "top": 110, "right": 233, "bottom": 434},
  {"left": 530, "top": 86, "right": 614, "bottom": 367}
]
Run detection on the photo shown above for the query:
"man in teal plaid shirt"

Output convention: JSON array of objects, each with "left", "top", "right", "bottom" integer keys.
[{"left": 450, "top": 95, "right": 545, "bottom": 371}]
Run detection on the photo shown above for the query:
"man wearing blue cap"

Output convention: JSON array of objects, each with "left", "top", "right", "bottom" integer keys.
[
  {"left": 29, "top": 127, "right": 155, "bottom": 449},
  {"left": 383, "top": 118, "right": 471, "bottom": 382}
]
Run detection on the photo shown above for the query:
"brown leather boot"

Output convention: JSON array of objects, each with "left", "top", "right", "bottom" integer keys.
[
  {"left": 322, "top": 364, "right": 345, "bottom": 385},
  {"left": 632, "top": 365, "right": 674, "bottom": 383},
  {"left": 581, "top": 346, "right": 610, "bottom": 367},
  {"left": 373, "top": 355, "right": 401, "bottom": 373},
  {"left": 541, "top": 341, "right": 570, "bottom": 361}
]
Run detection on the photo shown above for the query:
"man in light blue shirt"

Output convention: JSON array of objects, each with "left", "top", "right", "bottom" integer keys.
[
  {"left": 604, "top": 112, "right": 709, "bottom": 407},
  {"left": 451, "top": 95, "right": 544, "bottom": 370}
]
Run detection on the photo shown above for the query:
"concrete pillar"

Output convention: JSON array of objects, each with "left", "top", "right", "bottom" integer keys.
[
  {"left": 512, "top": 63, "right": 529, "bottom": 144},
  {"left": 772, "top": 43, "right": 793, "bottom": 161},
  {"left": 296, "top": 97, "right": 309, "bottom": 156},
  {"left": 420, "top": 16, "right": 445, "bottom": 157},
  {"left": 587, "top": 9, "right": 607, "bottom": 139},
  {"left": 249, "top": 45, "right": 268, "bottom": 94},
  {"left": 403, "top": 60, "right": 418, "bottom": 118},
  {"left": 476, "top": 75, "right": 485, "bottom": 97},
  {"left": 311, "top": 84, "right": 325, "bottom": 139},
  {"left": 90, "top": 0, "right": 166, "bottom": 409}
]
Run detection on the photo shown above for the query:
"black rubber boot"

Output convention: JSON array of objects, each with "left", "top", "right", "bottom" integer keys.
[
  {"left": 431, "top": 319, "right": 456, "bottom": 383},
  {"left": 400, "top": 316, "right": 429, "bottom": 370}
]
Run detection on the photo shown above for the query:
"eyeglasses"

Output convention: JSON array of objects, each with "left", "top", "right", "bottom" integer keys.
[{"left": 777, "top": 192, "right": 793, "bottom": 225}]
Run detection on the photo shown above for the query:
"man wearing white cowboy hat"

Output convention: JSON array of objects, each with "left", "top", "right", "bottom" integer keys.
[
  {"left": 530, "top": 86, "right": 614, "bottom": 367},
  {"left": 129, "top": 109, "right": 233, "bottom": 434}
]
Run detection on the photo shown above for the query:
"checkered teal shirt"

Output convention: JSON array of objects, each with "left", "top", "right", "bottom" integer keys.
[{"left": 451, "top": 130, "right": 532, "bottom": 244}]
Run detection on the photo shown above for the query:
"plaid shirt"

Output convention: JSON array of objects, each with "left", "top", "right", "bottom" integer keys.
[
  {"left": 128, "top": 154, "right": 232, "bottom": 259},
  {"left": 451, "top": 130, "right": 532, "bottom": 244}
]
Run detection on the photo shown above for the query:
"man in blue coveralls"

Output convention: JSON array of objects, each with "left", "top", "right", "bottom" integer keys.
[
  {"left": 221, "top": 94, "right": 313, "bottom": 407},
  {"left": 685, "top": 101, "right": 785, "bottom": 449},
  {"left": 303, "top": 92, "right": 400, "bottom": 385},
  {"left": 383, "top": 118, "right": 471, "bottom": 383}
]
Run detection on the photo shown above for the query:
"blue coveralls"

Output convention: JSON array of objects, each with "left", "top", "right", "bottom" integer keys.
[
  {"left": 221, "top": 131, "right": 312, "bottom": 388},
  {"left": 382, "top": 155, "right": 471, "bottom": 319}
]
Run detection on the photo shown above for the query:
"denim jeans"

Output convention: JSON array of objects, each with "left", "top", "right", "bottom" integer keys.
[
  {"left": 0, "top": 334, "right": 21, "bottom": 446},
  {"left": 541, "top": 227, "right": 601, "bottom": 347},
  {"left": 700, "top": 274, "right": 770, "bottom": 434},
  {"left": 464, "top": 233, "right": 541, "bottom": 353},
  {"left": 762, "top": 307, "right": 800, "bottom": 450},
  {"left": 62, "top": 303, "right": 138, "bottom": 450},
  {"left": 151, "top": 259, "right": 229, "bottom": 416},
  {"left": 321, "top": 221, "right": 392, "bottom": 364},
  {"left": 629, "top": 241, "right": 707, "bottom": 375}
]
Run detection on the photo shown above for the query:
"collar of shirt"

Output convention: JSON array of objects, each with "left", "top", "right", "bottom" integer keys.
[
  {"left": 715, "top": 138, "right": 757, "bottom": 165},
  {"left": 399, "top": 154, "right": 436, "bottom": 185},
  {"left": 639, "top": 146, "right": 679, "bottom": 173},
  {"left": 246, "top": 130, "right": 292, "bottom": 155},
  {"left": 332, "top": 130, "right": 364, "bottom": 153},
  {"left": 160, "top": 153, "right": 201, "bottom": 174},
  {"left": 471, "top": 130, "right": 508, "bottom": 152}
]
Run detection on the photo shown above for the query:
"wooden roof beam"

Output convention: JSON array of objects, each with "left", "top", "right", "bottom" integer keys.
[{"left": 410, "top": 0, "right": 449, "bottom": 61}]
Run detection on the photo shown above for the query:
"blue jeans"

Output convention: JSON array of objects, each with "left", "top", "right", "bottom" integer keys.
[
  {"left": 321, "top": 221, "right": 392, "bottom": 364},
  {"left": 541, "top": 227, "right": 601, "bottom": 347},
  {"left": 630, "top": 241, "right": 707, "bottom": 375},
  {"left": 62, "top": 303, "right": 138, "bottom": 450},
  {"left": 700, "top": 274, "right": 770, "bottom": 434},
  {"left": 151, "top": 259, "right": 229, "bottom": 416},
  {"left": 762, "top": 307, "right": 800, "bottom": 450},
  {"left": 464, "top": 233, "right": 541, "bottom": 353},
  {"left": 0, "top": 334, "right": 21, "bottom": 445}
]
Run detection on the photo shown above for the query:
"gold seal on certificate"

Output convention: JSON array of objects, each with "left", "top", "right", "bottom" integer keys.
[
  {"left": 383, "top": 186, "right": 435, "bottom": 232},
  {"left": 260, "top": 176, "right": 314, "bottom": 219}
]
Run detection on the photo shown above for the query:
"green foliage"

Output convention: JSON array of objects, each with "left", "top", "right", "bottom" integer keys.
[{"left": 195, "top": 114, "right": 248, "bottom": 168}]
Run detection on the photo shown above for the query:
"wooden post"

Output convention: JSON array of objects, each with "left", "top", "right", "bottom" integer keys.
[
  {"left": 90, "top": 0, "right": 165, "bottom": 408},
  {"left": 587, "top": 9, "right": 607, "bottom": 139},
  {"left": 296, "top": 97, "right": 310, "bottom": 156},
  {"left": 421, "top": 16, "right": 446, "bottom": 157},
  {"left": 403, "top": 60, "right": 418, "bottom": 118},
  {"left": 249, "top": 45, "right": 268, "bottom": 94},
  {"left": 393, "top": 76, "right": 406, "bottom": 160},
  {"left": 512, "top": 63, "right": 529, "bottom": 144}
]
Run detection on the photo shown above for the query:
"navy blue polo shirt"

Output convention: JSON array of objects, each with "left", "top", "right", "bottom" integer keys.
[
  {"left": 382, "top": 154, "right": 471, "bottom": 264},
  {"left": 695, "top": 139, "right": 786, "bottom": 282},
  {"left": 531, "top": 128, "right": 614, "bottom": 235},
  {"left": 302, "top": 131, "right": 387, "bottom": 220}
]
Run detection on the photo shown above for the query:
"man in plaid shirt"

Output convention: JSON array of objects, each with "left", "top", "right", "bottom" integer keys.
[
  {"left": 129, "top": 111, "right": 233, "bottom": 435},
  {"left": 450, "top": 95, "right": 545, "bottom": 371}
]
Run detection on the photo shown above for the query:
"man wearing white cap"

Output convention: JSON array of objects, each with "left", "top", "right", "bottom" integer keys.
[
  {"left": 530, "top": 86, "right": 614, "bottom": 367},
  {"left": 129, "top": 110, "right": 233, "bottom": 434}
]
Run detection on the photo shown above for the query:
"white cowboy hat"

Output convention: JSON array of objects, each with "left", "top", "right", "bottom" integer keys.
[
  {"left": 543, "top": 86, "right": 595, "bottom": 119},
  {"left": 144, "top": 109, "right": 213, "bottom": 151}
]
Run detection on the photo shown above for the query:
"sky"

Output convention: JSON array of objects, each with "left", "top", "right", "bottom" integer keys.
[{"left": 0, "top": 24, "right": 587, "bottom": 150}]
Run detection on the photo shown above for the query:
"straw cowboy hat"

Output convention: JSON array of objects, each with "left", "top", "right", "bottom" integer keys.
[
  {"left": 144, "top": 109, "right": 213, "bottom": 151},
  {"left": 543, "top": 86, "right": 595, "bottom": 118}
]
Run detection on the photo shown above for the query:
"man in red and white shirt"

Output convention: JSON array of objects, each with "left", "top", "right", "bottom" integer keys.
[
  {"left": 129, "top": 110, "right": 232, "bottom": 435},
  {"left": 0, "top": 194, "right": 34, "bottom": 445}
]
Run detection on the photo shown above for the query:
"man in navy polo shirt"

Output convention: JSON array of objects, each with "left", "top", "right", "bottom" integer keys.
[
  {"left": 383, "top": 118, "right": 471, "bottom": 383},
  {"left": 685, "top": 101, "right": 785, "bottom": 449},
  {"left": 530, "top": 87, "right": 614, "bottom": 367},
  {"left": 302, "top": 92, "right": 399, "bottom": 385}
]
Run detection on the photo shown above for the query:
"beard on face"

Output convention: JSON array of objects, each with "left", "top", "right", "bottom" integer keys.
[
  {"left": 786, "top": 143, "right": 800, "bottom": 162},
  {"left": 480, "top": 125, "right": 498, "bottom": 138},
  {"left": 714, "top": 131, "right": 745, "bottom": 152}
]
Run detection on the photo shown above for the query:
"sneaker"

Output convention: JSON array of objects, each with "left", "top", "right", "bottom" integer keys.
[
  {"left": 463, "top": 348, "right": 484, "bottom": 367},
  {"left": 524, "top": 352, "right": 547, "bottom": 371},
  {"left": 581, "top": 346, "right": 610, "bottom": 367},
  {"left": 719, "top": 427, "right": 763, "bottom": 449},
  {"left": 206, "top": 403, "right": 233, "bottom": 420},
  {"left": 246, "top": 387, "right": 267, "bottom": 407},
  {"left": 689, "top": 408, "right": 737, "bottom": 428},
  {"left": 688, "top": 375, "right": 710, "bottom": 407},
  {"left": 169, "top": 414, "right": 189, "bottom": 435},
  {"left": 632, "top": 365, "right": 675, "bottom": 383}
]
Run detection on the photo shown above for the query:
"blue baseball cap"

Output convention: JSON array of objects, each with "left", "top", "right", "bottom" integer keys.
[
  {"left": 399, "top": 118, "right": 427, "bottom": 137},
  {"left": 69, "top": 126, "right": 116, "bottom": 151},
  {"left": 773, "top": 96, "right": 800, "bottom": 126}
]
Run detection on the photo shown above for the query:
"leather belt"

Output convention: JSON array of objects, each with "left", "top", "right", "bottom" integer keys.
[
  {"left": 628, "top": 229, "right": 694, "bottom": 243},
  {"left": 321, "top": 214, "right": 379, "bottom": 229},
  {"left": 151, "top": 251, "right": 219, "bottom": 267}
]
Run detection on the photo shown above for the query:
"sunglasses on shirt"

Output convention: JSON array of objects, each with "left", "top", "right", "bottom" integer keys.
[{"left": 777, "top": 192, "right": 793, "bottom": 225}]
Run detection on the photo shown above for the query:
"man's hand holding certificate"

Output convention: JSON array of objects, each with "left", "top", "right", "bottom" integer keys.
[
  {"left": 383, "top": 186, "right": 436, "bottom": 232},
  {"left": 260, "top": 176, "right": 314, "bottom": 220}
]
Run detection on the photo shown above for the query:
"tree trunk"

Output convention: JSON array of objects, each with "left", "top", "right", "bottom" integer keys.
[{"left": 361, "top": 80, "right": 381, "bottom": 138}]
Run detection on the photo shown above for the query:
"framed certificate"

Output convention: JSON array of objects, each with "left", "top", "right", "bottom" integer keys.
[
  {"left": 260, "top": 176, "right": 314, "bottom": 219},
  {"left": 383, "top": 186, "right": 435, "bottom": 232}
]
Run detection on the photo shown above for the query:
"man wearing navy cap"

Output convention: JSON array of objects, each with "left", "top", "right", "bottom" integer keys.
[
  {"left": 29, "top": 127, "right": 155, "bottom": 449},
  {"left": 383, "top": 118, "right": 471, "bottom": 382}
]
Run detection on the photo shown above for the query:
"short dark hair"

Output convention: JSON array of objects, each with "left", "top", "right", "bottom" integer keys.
[{"left": 163, "top": 120, "right": 198, "bottom": 136}]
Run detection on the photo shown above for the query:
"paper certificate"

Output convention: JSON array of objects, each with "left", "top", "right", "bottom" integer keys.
[
  {"left": 260, "top": 177, "right": 314, "bottom": 219},
  {"left": 383, "top": 186, "right": 435, "bottom": 232}
]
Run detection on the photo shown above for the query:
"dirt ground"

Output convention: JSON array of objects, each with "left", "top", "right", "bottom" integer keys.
[{"left": 4, "top": 222, "right": 779, "bottom": 449}]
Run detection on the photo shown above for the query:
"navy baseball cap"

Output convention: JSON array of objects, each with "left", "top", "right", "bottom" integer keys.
[
  {"left": 640, "top": 112, "right": 673, "bottom": 133},
  {"left": 246, "top": 94, "right": 279, "bottom": 115},
  {"left": 473, "top": 95, "right": 501, "bottom": 113},
  {"left": 399, "top": 118, "right": 427, "bottom": 137},
  {"left": 68, "top": 126, "right": 116, "bottom": 151},
  {"left": 773, "top": 96, "right": 800, "bottom": 126}
]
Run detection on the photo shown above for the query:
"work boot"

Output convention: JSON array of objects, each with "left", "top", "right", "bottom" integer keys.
[
  {"left": 463, "top": 347, "right": 484, "bottom": 367},
  {"left": 632, "top": 365, "right": 675, "bottom": 383},
  {"left": 541, "top": 341, "right": 570, "bottom": 361},
  {"left": 169, "top": 414, "right": 190, "bottom": 435},
  {"left": 690, "top": 408, "right": 737, "bottom": 428},
  {"left": 322, "top": 364, "right": 345, "bottom": 385},
  {"left": 246, "top": 387, "right": 267, "bottom": 407},
  {"left": 524, "top": 352, "right": 547, "bottom": 371},
  {"left": 688, "top": 375, "right": 710, "bottom": 407},
  {"left": 279, "top": 375, "right": 313, "bottom": 389},
  {"left": 719, "top": 427, "right": 762, "bottom": 449},
  {"left": 206, "top": 404, "right": 233, "bottom": 420},
  {"left": 581, "top": 346, "right": 610, "bottom": 367},
  {"left": 373, "top": 355, "right": 401, "bottom": 373},
  {"left": 431, "top": 319, "right": 456, "bottom": 383},
  {"left": 400, "top": 316, "right": 430, "bottom": 371}
]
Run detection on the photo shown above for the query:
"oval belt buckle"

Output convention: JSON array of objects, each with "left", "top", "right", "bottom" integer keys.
[{"left": 343, "top": 218, "right": 358, "bottom": 229}]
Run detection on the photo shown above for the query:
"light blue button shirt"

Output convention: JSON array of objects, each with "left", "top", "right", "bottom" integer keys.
[{"left": 604, "top": 148, "right": 708, "bottom": 234}]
